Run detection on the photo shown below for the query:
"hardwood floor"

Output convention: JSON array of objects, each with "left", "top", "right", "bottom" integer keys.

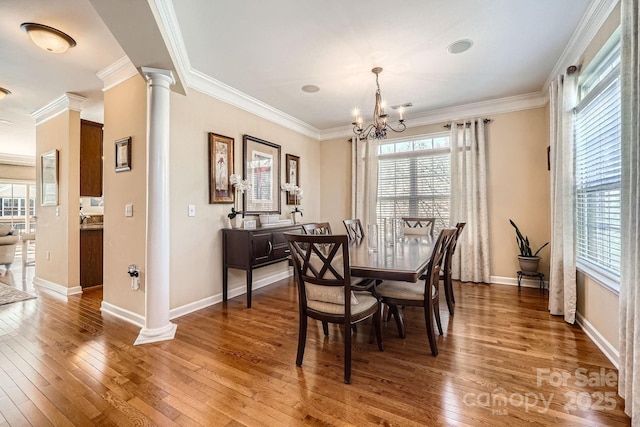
[{"left": 0, "top": 268, "right": 631, "bottom": 426}]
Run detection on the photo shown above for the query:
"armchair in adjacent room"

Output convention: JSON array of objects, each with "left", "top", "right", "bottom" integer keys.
[{"left": 0, "top": 226, "right": 19, "bottom": 270}]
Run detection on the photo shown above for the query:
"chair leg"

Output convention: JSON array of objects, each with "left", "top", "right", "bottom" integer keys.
[
  {"left": 433, "top": 295, "right": 443, "bottom": 336},
  {"left": 373, "top": 307, "right": 384, "bottom": 351},
  {"left": 344, "top": 323, "right": 352, "bottom": 384},
  {"left": 389, "top": 304, "right": 406, "bottom": 338},
  {"left": 444, "top": 274, "right": 455, "bottom": 316},
  {"left": 424, "top": 298, "right": 438, "bottom": 357},
  {"left": 296, "top": 315, "right": 308, "bottom": 366},
  {"left": 322, "top": 321, "right": 329, "bottom": 336}
]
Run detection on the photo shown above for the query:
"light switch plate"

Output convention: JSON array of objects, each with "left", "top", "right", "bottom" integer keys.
[
  {"left": 188, "top": 204, "right": 196, "bottom": 217},
  {"left": 125, "top": 203, "right": 133, "bottom": 217}
]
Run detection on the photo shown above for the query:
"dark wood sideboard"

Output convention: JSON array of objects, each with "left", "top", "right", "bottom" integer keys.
[{"left": 222, "top": 224, "right": 302, "bottom": 308}]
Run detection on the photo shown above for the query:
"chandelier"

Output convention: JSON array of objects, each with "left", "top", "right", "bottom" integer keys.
[{"left": 352, "top": 67, "right": 406, "bottom": 140}]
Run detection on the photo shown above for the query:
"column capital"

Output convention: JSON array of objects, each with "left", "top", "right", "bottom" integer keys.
[{"left": 140, "top": 67, "right": 175, "bottom": 86}]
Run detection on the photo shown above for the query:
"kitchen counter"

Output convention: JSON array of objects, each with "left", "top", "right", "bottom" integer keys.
[{"left": 80, "top": 223, "right": 103, "bottom": 230}]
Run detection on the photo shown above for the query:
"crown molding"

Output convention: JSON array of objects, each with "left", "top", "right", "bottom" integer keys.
[
  {"left": 188, "top": 69, "right": 321, "bottom": 140},
  {"left": 31, "top": 93, "right": 87, "bottom": 126},
  {"left": 319, "top": 91, "right": 549, "bottom": 141},
  {"left": 149, "top": 0, "right": 190, "bottom": 95},
  {"left": 544, "top": 0, "right": 619, "bottom": 91},
  {"left": 152, "top": 0, "right": 321, "bottom": 140},
  {"left": 0, "top": 153, "right": 36, "bottom": 166},
  {"left": 97, "top": 56, "right": 139, "bottom": 91}
]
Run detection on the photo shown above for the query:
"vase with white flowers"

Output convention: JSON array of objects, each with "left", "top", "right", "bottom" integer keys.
[
  {"left": 281, "top": 183, "right": 303, "bottom": 224},
  {"left": 229, "top": 174, "right": 251, "bottom": 228}
]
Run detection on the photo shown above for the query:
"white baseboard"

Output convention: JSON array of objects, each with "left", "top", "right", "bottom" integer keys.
[
  {"left": 576, "top": 312, "right": 619, "bottom": 369},
  {"left": 169, "top": 269, "right": 293, "bottom": 320},
  {"left": 101, "top": 300, "right": 145, "bottom": 328},
  {"left": 490, "top": 275, "right": 548, "bottom": 289},
  {"left": 100, "top": 270, "right": 293, "bottom": 325},
  {"left": 33, "top": 276, "right": 83, "bottom": 298}
]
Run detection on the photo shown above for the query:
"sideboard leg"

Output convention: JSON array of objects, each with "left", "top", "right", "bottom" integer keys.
[
  {"left": 223, "top": 267, "right": 228, "bottom": 302},
  {"left": 247, "top": 269, "right": 253, "bottom": 308}
]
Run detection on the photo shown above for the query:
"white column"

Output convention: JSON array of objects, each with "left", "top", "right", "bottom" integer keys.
[{"left": 135, "top": 67, "right": 177, "bottom": 345}]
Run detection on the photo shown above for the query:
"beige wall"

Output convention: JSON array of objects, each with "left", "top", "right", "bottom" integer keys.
[
  {"left": 169, "top": 89, "right": 321, "bottom": 308},
  {"left": 102, "top": 74, "right": 148, "bottom": 315},
  {"left": 488, "top": 108, "right": 550, "bottom": 278},
  {"left": 320, "top": 108, "right": 550, "bottom": 281},
  {"left": 0, "top": 164, "right": 36, "bottom": 181},
  {"left": 577, "top": 273, "right": 619, "bottom": 350},
  {"left": 34, "top": 110, "right": 81, "bottom": 289}
]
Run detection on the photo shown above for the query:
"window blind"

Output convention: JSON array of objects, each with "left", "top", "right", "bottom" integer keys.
[
  {"left": 574, "top": 64, "right": 621, "bottom": 284},
  {"left": 377, "top": 135, "right": 450, "bottom": 232}
]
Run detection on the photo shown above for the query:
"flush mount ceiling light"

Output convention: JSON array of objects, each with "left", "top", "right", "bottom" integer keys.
[
  {"left": 447, "top": 39, "right": 473, "bottom": 54},
  {"left": 351, "top": 67, "right": 406, "bottom": 140},
  {"left": 20, "top": 22, "right": 77, "bottom": 53},
  {"left": 0, "top": 87, "right": 11, "bottom": 100},
  {"left": 301, "top": 85, "right": 320, "bottom": 93}
]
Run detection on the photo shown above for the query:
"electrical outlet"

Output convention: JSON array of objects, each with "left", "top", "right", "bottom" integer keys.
[
  {"left": 188, "top": 204, "right": 196, "bottom": 217},
  {"left": 125, "top": 203, "right": 133, "bottom": 217}
]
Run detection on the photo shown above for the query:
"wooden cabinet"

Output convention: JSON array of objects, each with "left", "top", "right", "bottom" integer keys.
[
  {"left": 80, "top": 228, "right": 103, "bottom": 288},
  {"left": 80, "top": 120, "right": 103, "bottom": 196},
  {"left": 222, "top": 224, "right": 302, "bottom": 308}
]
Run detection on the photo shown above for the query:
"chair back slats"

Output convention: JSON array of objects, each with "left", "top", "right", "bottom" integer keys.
[
  {"left": 286, "top": 233, "right": 351, "bottom": 296},
  {"left": 445, "top": 222, "right": 466, "bottom": 271},
  {"left": 302, "top": 222, "right": 333, "bottom": 235},
  {"left": 342, "top": 219, "right": 364, "bottom": 241},
  {"left": 421, "top": 228, "right": 457, "bottom": 290},
  {"left": 402, "top": 217, "right": 435, "bottom": 237}
]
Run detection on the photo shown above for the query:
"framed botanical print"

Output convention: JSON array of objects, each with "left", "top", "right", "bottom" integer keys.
[
  {"left": 208, "top": 132, "right": 234, "bottom": 203},
  {"left": 285, "top": 154, "right": 300, "bottom": 205},
  {"left": 243, "top": 135, "right": 281, "bottom": 215}
]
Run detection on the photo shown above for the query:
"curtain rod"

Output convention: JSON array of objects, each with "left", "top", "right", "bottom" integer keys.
[{"left": 443, "top": 118, "right": 492, "bottom": 129}]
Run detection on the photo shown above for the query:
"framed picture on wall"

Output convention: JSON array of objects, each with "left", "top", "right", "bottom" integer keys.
[
  {"left": 243, "top": 134, "right": 281, "bottom": 215},
  {"left": 208, "top": 132, "right": 235, "bottom": 204},
  {"left": 285, "top": 154, "right": 300, "bottom": 205},
  {"left": 40, "top": 149, "right": 58, "bottom": 206},
  {"left": 115, "top": 137, "right": 132, "bottom": 172}
]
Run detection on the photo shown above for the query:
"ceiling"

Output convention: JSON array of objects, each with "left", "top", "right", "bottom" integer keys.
[{"left": 0, "top": 0, "right": 597, "bottom": 162}]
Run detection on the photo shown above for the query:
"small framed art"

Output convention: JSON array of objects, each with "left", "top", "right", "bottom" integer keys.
[
  {"left": 115, "top": 137, "right": 132, "bottom": 172},
  {"left": 208, "top": 132, "right": 235, "bottom": 204}
]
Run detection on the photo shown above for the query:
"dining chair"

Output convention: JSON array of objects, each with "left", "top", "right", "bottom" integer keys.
[
  {"left": 441, "top": 222, "right": 466, "bottom": 316},
  {"left": 285, "top": 233, "right": 384, "bottom": 383},
  {"left": 302, "top": 222, "right": 333, "bottom": 235},
  {"left": 342, "top": 219, "right": 365, "bottom": 241},
  {"left": 375, "top": 228, "right": 457, "bottom": 356},
  {"left": 402, "top": 217, "right": 436, "bottom": 237}
]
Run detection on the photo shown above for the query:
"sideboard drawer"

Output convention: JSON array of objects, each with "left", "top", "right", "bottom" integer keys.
[{"left": 272, "top": 246, "right": 291, "bottom": 260}]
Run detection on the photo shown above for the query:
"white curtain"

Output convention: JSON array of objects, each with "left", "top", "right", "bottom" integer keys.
[
  {"left": 548, "top": 72, "right": 577, "bottom": 324},
  {"left": 618, "top": 0, "right": 640, "bottom": 421},
  {"left": 449, "top": 119, "right": 491, "bottom": 283},
  {"left": 351, "top": 137, "right": 378, "bottom": 227}
]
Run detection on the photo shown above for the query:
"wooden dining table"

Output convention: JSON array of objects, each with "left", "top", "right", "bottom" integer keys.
[{"left": 348, "top": 235, "right": 436, "bottom": 283}]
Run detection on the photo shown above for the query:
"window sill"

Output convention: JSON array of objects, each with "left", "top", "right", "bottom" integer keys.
[{"left": 576, "top": 262, "right": 620, "bottom": 296}]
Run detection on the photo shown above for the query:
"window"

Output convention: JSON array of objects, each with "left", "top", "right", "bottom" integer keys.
[
  {"left": 377, "top": 134, "right": 450, "bottom": 231},
  {"left": 574, "top": 41, "right": 621, "bottom": 289}
]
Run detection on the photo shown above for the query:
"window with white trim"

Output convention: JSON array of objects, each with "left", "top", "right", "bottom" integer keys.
[
  {"left": 377, "top": 134, "right": 450, "bottom": 231},
  {"left": 574, "top": 40, "right": 621, "bottom": 289}
]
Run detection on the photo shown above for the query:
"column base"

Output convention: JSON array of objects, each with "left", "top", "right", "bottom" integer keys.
[{"left": 134, "top": 322, "right": 177, "bottom": 345}]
